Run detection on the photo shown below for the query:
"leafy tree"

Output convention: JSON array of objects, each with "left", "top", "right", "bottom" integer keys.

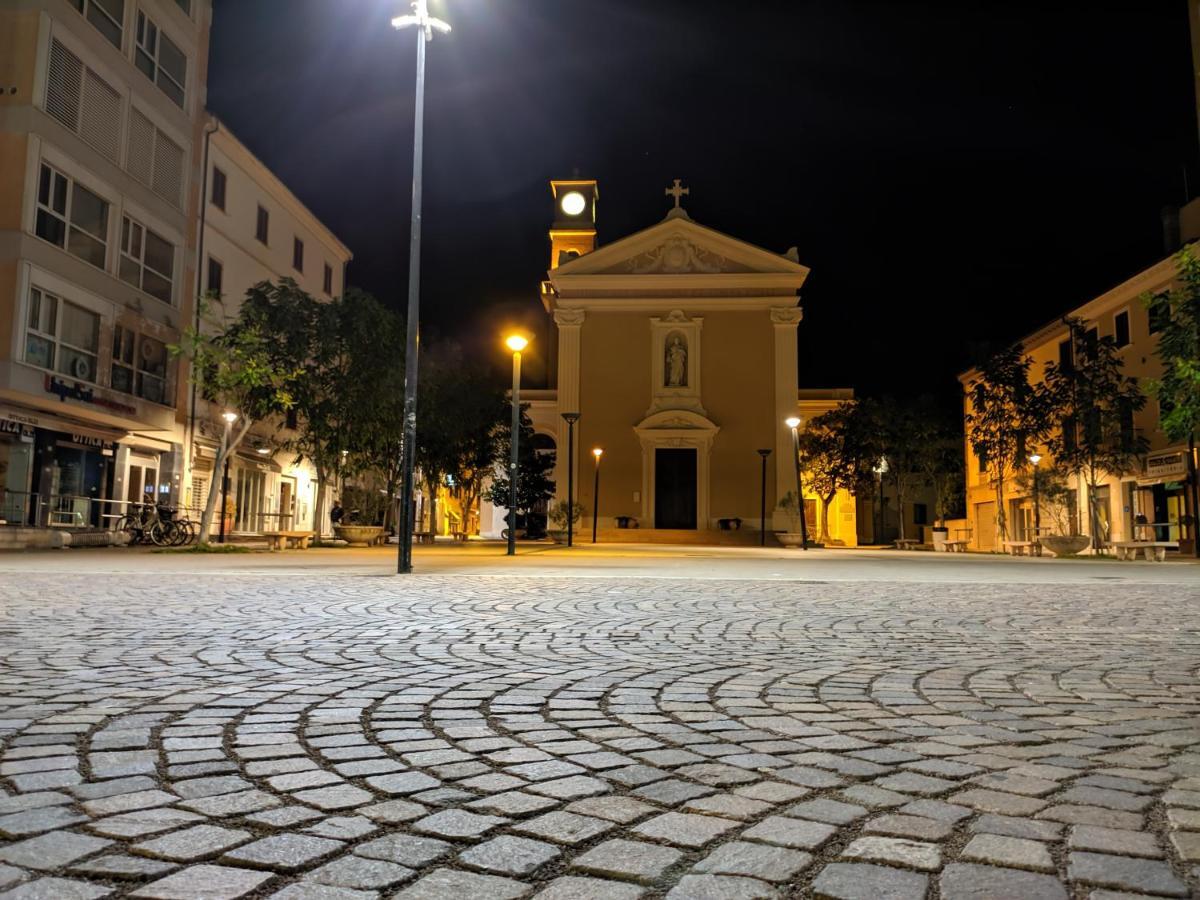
[
  {"left": 172, "top": 300, "right": 298, "bottom": 543},
  {"left": 485, "top": 408, "right": 555, "bottom": 533},
  {"left": 965, "top": 344, "right": 1049, "bottom": 545},
  {"left": 1014, "top": 462, "right": 1077, "bottom": 537},
  {"left": 906, "top": 396, "right": 965, "bottom": 527},
  {"left": 414, "top": 343, "right": 508, "bottom": 536},
  {"left": 1042, "top": 316, "right": 1147, "bottom": 550},
  {"left": 874, "top": 399, "right": 930, "bottom": 542},
  {"left": 796, "top": 401, "right": 874, "bottom": 544},
  {"left": 1145, "top": 247, "right": 1200, "bottom": 557}
]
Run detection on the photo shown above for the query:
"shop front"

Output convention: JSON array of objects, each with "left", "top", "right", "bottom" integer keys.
[
  {"left": 0, "top": 418, "right": 35, "bottom": 524},
  {"left": 1135, "top": 448, "right": 1194, "bottom": 551}
]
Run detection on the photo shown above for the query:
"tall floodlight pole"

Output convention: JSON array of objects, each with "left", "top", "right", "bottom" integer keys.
[
  {"left": 1029, "top": 453, "right": 1042, "bottom": 551},
  {"left": 785, "top": 417, "right": 808, "bottom": 551},
  {"left": 757, "top": 449, "right": 771, "bottom": 547},
  {"left": 393, "top": 1, "right": 451, "bottom": 575},
  {"left": 592, "top": 448, "right": 603, "bottom": 543},
  {"left": 505, "top": 334, "right": 529, "bottom": 557},
  {"left": 562, "top": 413, "right": 581, "bottom": 547}
]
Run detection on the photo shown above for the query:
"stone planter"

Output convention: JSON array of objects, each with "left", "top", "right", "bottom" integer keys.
[
  {"left": 1040, "top": 535, "right": 1089, "bottom": 558},
  {"left": 931, "top": 528, "right": 949, "bottom": 552},
  {"left": 776, "top": 532, "right": 807, "bottom": 548},
  {"left": 334, "top": 524, "right": 384, "bottom": 548}
]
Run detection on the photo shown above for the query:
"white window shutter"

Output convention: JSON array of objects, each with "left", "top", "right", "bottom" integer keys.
[
  {"left": 152, "top": 130, "right": 184, "bottom": 208},
  {"left": 127, "top": 108, "right": 155, "bottom": 187},
  {"left": 46, "top": 39, "right": 83, "bottom": 132},
  {"left": 80, "top": 68, "right": 122, "bottom": 163}
]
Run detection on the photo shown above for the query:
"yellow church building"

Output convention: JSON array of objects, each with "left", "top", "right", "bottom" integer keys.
[{"left": 484, "top": 179, "right": 860, "bottom": 545}]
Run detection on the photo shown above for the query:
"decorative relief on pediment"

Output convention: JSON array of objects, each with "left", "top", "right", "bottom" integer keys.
[{"left": 617, "top": 237, "right": 735, "bottom": 274}]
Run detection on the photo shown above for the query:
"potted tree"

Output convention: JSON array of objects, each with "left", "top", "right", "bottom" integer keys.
[
  {"left": 547, "top": 501, "right": 586, "bottom": 543},
  {"left": 776, "top": 491, "right": 807, "bottom": 547},
  {"left": 1015, "top": 462, "right": 1088, "bottom": 557}
]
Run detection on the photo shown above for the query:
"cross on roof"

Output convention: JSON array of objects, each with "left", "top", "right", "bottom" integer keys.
[{"left": 665, "top": 179, "right": 689, "bottom": 209}]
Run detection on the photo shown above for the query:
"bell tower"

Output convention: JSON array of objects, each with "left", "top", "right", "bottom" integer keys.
[{"left": 548, "top": 179, "right": 597, "bottom": 270}]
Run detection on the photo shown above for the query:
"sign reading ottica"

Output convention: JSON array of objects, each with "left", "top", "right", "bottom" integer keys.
[{"left": 1145, "top": 451, "right": 1188, "bottom": 480}]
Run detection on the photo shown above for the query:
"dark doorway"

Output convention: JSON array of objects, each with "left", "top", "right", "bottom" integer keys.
[{"left": 655, "top": 448, "right": 697, "bottom": 529}]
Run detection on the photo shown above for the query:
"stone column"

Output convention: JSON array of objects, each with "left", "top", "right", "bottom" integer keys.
[
  {"left": 771, "top": 306, "right": 803, "bottom": 530},
  {"left": 554, "top": 308, "right": 585, "bottom": 500}
]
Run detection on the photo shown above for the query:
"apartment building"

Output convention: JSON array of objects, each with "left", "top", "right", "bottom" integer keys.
[
  {"left": 186, "top": 119, "right": 352, "bottom": 538},
  {"left": 959, "top": 252, "right": 1196, "bottom": 553},
  {"left": 0, "top": 0, "right": 212, "bottom": 529}
]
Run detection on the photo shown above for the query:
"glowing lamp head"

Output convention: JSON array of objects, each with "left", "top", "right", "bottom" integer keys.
[
  {"left": 785, "top": 416, "right": 801, "bottom": 429},
  {"left": 505, "top": 334, "right": 529, "bottom": 353},
  {"left": 221, "top": 411, "right": 238, "bottom": 424},
  {"left": 592, "top": 447, "right": 604, "bottom": 459},
  {"left": 256, "top": 446, "right": 270, "bottom": 456},
  {"left": 1029, "top": 453, "right": 1042, "bottom": 466},
  {"left": 560, "top": 191, "right": 587, "bottom": 217}
]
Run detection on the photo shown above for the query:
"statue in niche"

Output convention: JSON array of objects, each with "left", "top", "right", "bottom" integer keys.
[{"left": 665, "top": 334, "right": 688, "bottom": 387}]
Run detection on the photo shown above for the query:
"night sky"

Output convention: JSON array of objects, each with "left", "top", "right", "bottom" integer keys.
[{"left": 206, "top": 0, "right": 1197, "bottom": 403}]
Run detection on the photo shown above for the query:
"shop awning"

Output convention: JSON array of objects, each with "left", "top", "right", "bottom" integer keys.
[{"left": 0, "top": 405, "right": 127, "bottom": 444}]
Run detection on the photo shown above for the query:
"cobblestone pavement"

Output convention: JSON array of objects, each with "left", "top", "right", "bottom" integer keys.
[{"left": 0, "top": 574, "right": 1198, "bottom": 899}]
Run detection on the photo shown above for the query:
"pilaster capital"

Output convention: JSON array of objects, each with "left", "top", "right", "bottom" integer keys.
[
  {"left": 554, "top": 308, "right": 586, "bottom": 327},
  {"left": 769, "top": 306, "right": 804, "bottom": 326}
]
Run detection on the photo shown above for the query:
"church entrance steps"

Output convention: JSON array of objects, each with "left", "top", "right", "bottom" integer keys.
[{"left": 594, "top": 528, "right": 764, "bottom": 546}]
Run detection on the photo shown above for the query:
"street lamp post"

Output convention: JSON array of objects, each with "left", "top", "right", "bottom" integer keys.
[
  {"left": 785, "top": 417, "right": 808, "bottom": 551},
  {"left": 873, "top": 456, "right": 888, "bottom": 545},
  {"left": 218, "top": 410, "right": 238, "bottom": 544},
  {"left": 561, "top": 413, "right": 580, "bottom": 547},
  {"left": 1029, "top": 453, "right": 1042, "bottom": 552},
  {"left": 393, "top": 1, "right": 451, "bottom": 575},
  {"left": 505, "top": 334, "right": 529, "bottom": 557},
  {"left": 756, "top": 449, "right": 771, "bottom": 547},
  {"left": 591, "top": 448, "right": 603, "bottom": 544}
]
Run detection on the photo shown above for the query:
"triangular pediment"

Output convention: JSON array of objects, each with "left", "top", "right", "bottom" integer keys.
[{"left": 550, "top": 214, "right": 810, "bottom": 281}]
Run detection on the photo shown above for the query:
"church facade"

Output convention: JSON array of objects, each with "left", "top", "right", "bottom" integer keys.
[{"left": 494, "top": 179, "right": 860, "bottom": 545}]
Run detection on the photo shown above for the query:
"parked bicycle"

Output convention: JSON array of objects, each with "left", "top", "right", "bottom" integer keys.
[{"left": 115, "top": 504, "right": 198, "bottom": 547}]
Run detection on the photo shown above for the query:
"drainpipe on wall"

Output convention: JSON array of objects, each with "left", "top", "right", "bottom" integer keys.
[{"left": 185, "top": 116, "right": 220, "bottom": 511}]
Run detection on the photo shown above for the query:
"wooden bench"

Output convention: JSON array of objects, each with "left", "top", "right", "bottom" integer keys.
[
  {"left": 893, "top": 539, "right": 922, "bottom": 550},
  {"left": 451, "top": 531, "right": 469, "bottom": 543},
  {"left": 263, "top": 530, "right": 315, "bottom": 551},
  {"left": 943, "top": 540, "right": 969, "bottom": 553},
  {"left": 1111, "top": 541, "right": 1177, "bottom": 562},
  {"left": 1002, "top": 540, "right": 1040, "bottom": 557}
]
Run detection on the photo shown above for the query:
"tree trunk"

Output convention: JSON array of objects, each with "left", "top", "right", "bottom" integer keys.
[
  {"left": 994, "top": 469, "right": 1007, "bottom": 546},
  {"left": 313, "top": 466, "right": 328, "bottom": 542},
  {"left": 819, "top": 494, "right": 835, "bottom": 545},
  {"left": 197, "top": 419, "right": 252, "bottom": 545},
  {"left": 894, "top": 478, "right": 906, "bottom": 541},
  {"left": 428, "top": 481, "right": 439, "bottom": 540}
]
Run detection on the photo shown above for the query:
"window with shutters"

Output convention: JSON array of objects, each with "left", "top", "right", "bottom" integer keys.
[
  {"left": 323, "top": 263, "right": 333, "bottom": 295},
  {"left": 256, "top": 205, "right": 270, "bottom": 245},
  {"left": 70, "top": 0, "right": 125, "bottom": 50},
  {"left": 211, "top": 166, "right": 227, "bottom": 210},
  {"left": 135, "top": 11, "right": 186, "bottom": 107},
  {"left": 36, "top": 163, "right": 110, "bottom": 271},
  {"left": 293, "top": 237, "right": 304, "bottom": 272},
  {"left": 206, "top": 256, "right": 223, "bottom": 298},
  {"left": 45, "top": 39, "right": 124, "bottom": 164},
  {"left": 119, "top": 215, "right": 175, "bottom": 305},
  {"left": 126, "top": 108, "right": 185, "bottom": 207},
  {"left": 24, "top": 287, "right": 101, "bottom": 385}
]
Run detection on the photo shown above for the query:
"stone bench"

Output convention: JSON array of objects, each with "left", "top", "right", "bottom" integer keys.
[
  {"left": 1111, "top": 541, "right": 1177, "bottom": 562},
  {"left": 263, "top": 531, "right": 315, "bottom": 551},
  {"left": 893, "top": 539, "right": 922, "bottom": 550},
  {"left": 943, "top": 540, "right": 969, "bottom": 553},
  {"left": 1003, "top": 540, "right": 1040, "bottom": 557}
]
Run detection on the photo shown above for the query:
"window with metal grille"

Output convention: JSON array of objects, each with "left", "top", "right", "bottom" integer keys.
[
  {"left": 293, "top": 237, "right": 304, "bottom": 272},
  {"left": 70, "top": 0, "right": 125, "bottom": 50},
  {"left": 36, "top": 163, "right": 109, "bottom": 271},
  {"left": 24, "top": 287, "right": 100, "bottom": 384},
  {"left": 211, "top": 166, "right": 227, "bottom": 210},
  {"left": 323, "top": 263, "right": 333, "bottom": 295},
  {"left": 135, "top": 11, "right": 186, "bottom": 107},
  {"left": 119, "top": 215, "right": 175, "bottom": 305},
  {"left": 256, "top": 205, "right": 270, "bottom": 245},
  {"left": 45, "top": 39, "right": 123, "bottom": 164},
  {"left": 126, "top": 108, "right": 185, "bottom": 207}
]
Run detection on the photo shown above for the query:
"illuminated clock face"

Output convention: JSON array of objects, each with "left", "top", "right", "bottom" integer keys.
[{"left": 560, "top": 191, "right": 587, "bottom": 216}]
